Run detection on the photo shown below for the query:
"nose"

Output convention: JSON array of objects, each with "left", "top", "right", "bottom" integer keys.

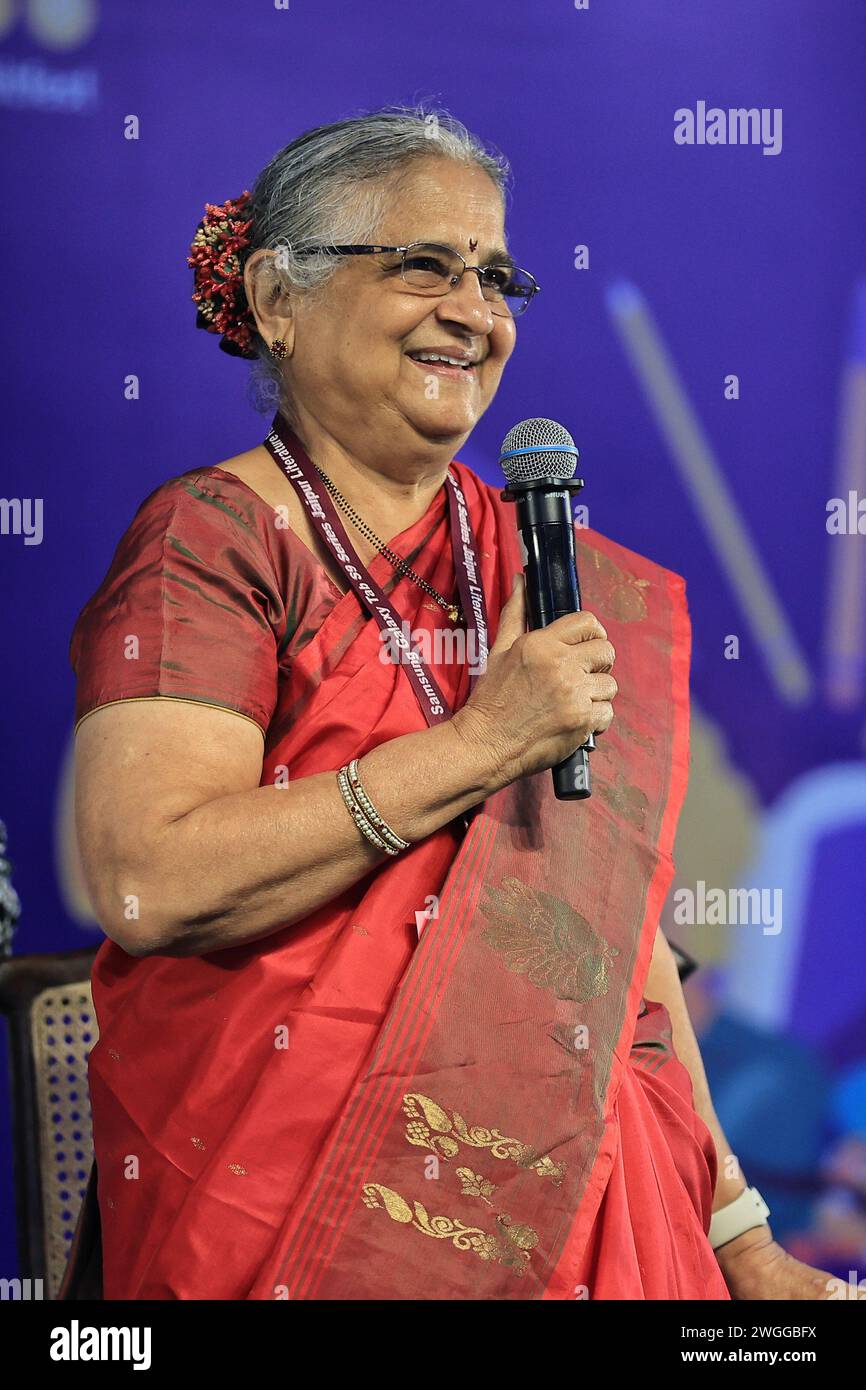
[{"left": 434, "top": 271, "right": 496, "bottom": 334}]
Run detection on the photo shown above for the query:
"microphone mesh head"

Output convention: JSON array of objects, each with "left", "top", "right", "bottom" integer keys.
[{"left": 499, "top": 417, "right": 579, "bottom": 483}]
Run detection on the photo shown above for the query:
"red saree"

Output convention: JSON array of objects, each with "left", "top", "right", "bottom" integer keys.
[{"left": 70, "top": 453, "right": 730, "bottom": 1300}]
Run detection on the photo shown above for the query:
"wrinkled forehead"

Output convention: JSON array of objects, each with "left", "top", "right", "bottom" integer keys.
[{"left": 374, "top": 157, "right": 509, "bottom": 260}]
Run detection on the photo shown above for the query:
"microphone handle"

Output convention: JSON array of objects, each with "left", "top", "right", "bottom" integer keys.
[
  {"left": 544, "top": 588, "right": 594, "bottom": 802},
  {"left": 511, "top": 482, "right": 594, "bottom": 801},
  {"left": 553, "top": 741, "right": 593, "bottom": 800}
]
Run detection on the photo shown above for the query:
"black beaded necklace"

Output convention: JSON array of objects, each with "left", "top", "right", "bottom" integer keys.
[{"left": 312, "top": 464, "right": 464, "bottom": 624}]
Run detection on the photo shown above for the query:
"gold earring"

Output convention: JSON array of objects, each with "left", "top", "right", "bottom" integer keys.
[{"left": 269, "top": 338, "right": 288, "bottom": 360}]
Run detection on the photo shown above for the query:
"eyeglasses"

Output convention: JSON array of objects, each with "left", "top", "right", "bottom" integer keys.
[{"left": 293, "top": 241, "right": 541, "bottom": 317}]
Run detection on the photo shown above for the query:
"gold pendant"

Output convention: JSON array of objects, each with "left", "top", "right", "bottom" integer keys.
[{"left": 447, "top": 604, "right": 460, "bottom": 623}]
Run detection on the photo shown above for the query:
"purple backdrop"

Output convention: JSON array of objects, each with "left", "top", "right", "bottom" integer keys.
[{"left": 2, "top": 0, "right": 865, "bottom": 1282}]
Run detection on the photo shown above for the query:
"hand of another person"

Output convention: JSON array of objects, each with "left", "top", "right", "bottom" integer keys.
[{"left": 716, "top": 1224, "right": 866, "bottom": 1300}]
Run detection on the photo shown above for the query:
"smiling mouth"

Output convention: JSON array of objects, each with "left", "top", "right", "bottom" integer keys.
[{"left": 406, "top": 350, "right": 479, "bottom": 377}]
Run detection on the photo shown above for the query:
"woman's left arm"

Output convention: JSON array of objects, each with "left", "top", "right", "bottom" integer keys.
[{"left": 644, "top": 926, "right": 848, "bottom": 1300}]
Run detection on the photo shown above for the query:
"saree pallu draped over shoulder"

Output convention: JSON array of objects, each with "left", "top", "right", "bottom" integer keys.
[{"left": 74, "top": 455, "right": 729, "bottom": 1300}]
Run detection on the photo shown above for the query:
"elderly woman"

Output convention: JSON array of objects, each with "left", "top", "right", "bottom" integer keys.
[{"left": 69, "top": 107, "right": 831, "bottom": 1301}]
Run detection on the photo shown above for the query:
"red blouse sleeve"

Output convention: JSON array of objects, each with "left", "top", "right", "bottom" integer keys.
[{"left": 69, "top": 472, "right": 286, "bottom": 735}]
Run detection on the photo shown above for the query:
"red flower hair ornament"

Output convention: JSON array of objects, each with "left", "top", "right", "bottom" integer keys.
[{"left": 188, "top": 191, "right": 260, "bottom": 359}]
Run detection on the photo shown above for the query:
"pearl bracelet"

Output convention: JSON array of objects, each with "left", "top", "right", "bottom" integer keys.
[
  {"left": 346, "top": 759, "right": 410, "bottom": 854},
  {"left": 336, "top": 761, "right": 410, "bottom": 857},
  {"left": 337, "top": 767, "right": 393, "bottom": 854}
]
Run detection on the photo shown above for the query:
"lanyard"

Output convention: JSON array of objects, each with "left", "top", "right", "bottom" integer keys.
[{"left": 263, "top": 414, "right": 490, "bottom": 728}]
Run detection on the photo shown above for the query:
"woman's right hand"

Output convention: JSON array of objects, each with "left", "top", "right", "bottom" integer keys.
[{"left": 451, "top": 573, "right": 618, "bottom": 786}]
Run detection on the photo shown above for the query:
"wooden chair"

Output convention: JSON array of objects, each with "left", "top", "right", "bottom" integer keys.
[{"left": 0, "top": 948, "right": 102, "bottom": 1299}]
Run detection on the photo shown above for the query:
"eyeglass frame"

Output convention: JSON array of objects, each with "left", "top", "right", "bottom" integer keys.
[{"left": 292, "top": 242, "right": 542, "bottom": 316}]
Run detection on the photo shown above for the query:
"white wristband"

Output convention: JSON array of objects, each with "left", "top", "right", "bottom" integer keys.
[{"left": 709, "top": 1185, "right": 771, "bottom": 1250}]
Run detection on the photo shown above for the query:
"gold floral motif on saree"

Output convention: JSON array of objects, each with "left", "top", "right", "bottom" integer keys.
[
  {"left": 402, "top": 1090, "right": 566, "bottom": 1184},
  {"left": 585, "top": 548, "right": 650, "bottom": 622},
  {"left": 614, "top": 714, "right": 657, "bottom": 756},
  {"left": 479, "top": 876, "right": 619, "bottom": 1003},
  {"left": 360, "top": 1182, "right": 538, "bottom": 1276},
  {"left": 456, "top": 1168, "right": 496, "bottom": 1204},
  {"left": 595, "top": 773, "right": 650, "bottom": 831}
]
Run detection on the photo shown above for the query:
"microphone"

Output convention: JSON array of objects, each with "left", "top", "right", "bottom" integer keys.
[{"left": 499, "top": 417, "right": 594, "bottom": 800}]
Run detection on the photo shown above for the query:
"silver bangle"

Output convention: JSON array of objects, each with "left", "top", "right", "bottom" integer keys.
[
  {"left": 336, "top": 766, "right": 398, "bottom": 856},
  {"left": 346, "top": 758, "right": 410, "bottom": 853}
]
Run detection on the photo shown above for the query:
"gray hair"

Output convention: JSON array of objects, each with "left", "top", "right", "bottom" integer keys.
[{"left": 241, "top": 104, "right": 511, "bottom": 417}]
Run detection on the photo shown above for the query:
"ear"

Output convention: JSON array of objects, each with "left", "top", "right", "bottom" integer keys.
[{"left": 243, "top": 248, "right": 296, "bottom": 356}]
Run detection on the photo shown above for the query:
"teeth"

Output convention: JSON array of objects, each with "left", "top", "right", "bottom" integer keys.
[{"left": 411, "top": 352, "right": 472, "bottom": 367}]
